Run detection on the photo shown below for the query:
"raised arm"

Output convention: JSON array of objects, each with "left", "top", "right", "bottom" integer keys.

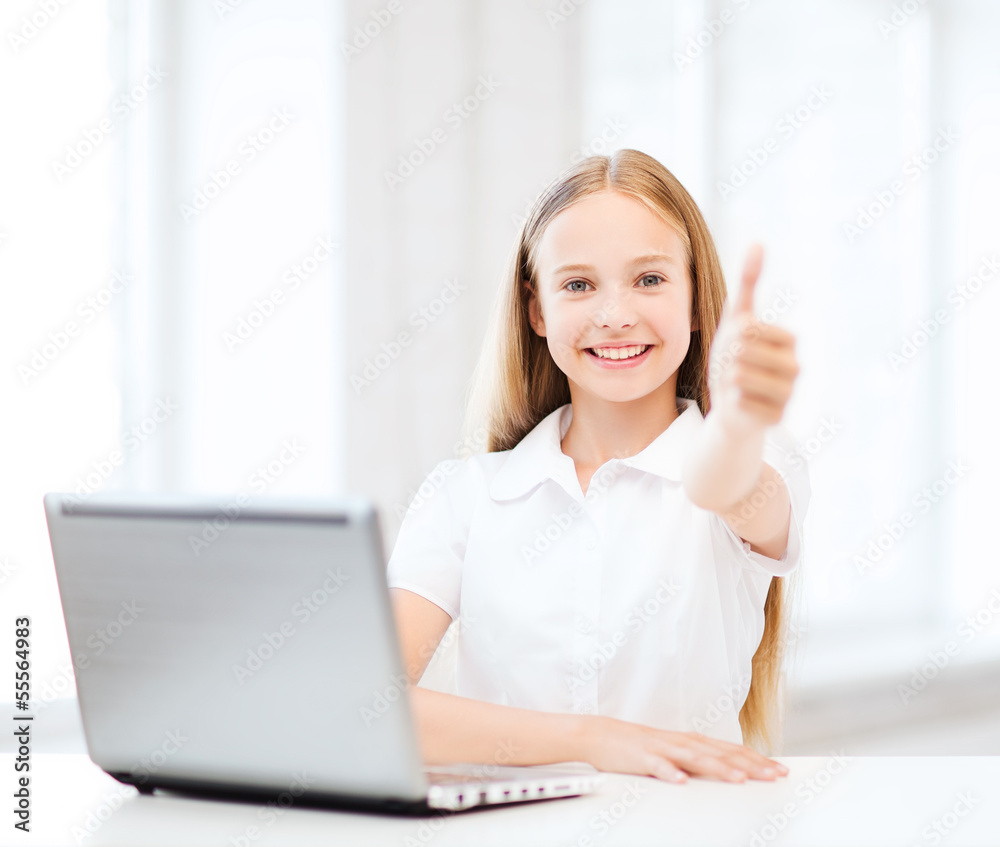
[{"left": 682, "top": 245, "right": 799, "bottom": 559}]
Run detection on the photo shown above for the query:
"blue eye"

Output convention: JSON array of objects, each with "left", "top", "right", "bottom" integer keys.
[{"left": 564, "top": 275, "right": 662, "bottom": 292}]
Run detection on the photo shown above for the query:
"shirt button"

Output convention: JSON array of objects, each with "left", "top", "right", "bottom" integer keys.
[{"left": 577, "top": 617, "right": 594, "bottom": 634}]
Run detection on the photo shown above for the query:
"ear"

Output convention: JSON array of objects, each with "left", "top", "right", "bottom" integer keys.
[{"left": 525, "top": 284, "right": 546, "bottom": 337}]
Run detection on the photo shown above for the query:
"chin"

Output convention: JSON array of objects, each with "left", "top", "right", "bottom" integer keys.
[{"left": 572, "top": 380, "right": 667, "bottom": 404}]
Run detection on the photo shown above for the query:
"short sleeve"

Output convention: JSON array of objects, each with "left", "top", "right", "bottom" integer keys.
[
  {"left": 385, "top": 457, "right": 478, "bottom": 620},
  {"left": 709, "top": 423, "right": 811, "bottom": 578}
]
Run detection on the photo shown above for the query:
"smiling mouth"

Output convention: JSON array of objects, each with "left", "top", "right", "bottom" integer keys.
[{"left": 585, "top": 345, "right": 651, "bottom": 360}]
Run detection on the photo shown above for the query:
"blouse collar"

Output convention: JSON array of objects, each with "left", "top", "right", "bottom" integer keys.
[{"left": 488, "top": 397, "right": 703, "bottom": 502}]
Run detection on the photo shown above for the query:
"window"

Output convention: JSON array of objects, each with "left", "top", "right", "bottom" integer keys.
[
  {"left": 2, "top": 0, "right": 344, "bottom": 705},
  {"left": 580, "top": 0, "right": 1000, "bottom": 687}
]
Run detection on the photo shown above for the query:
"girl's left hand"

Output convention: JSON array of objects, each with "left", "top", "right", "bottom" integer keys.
[{"left": 707, "top": 245, "right": 800, "bottom": 432}]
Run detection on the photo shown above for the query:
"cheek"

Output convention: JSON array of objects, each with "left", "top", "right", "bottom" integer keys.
[
  {"left": 651, "top": 305, "right": 691, "bottom": 336},
  {"left": 547, "top": 332, "right": 582, "bottom": 362},
  {"left": 545, "top": 311, "right": 589, "bottom": 350}
]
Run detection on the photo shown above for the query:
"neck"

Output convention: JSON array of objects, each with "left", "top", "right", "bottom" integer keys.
[{"left": 560, "top": 384, "right": 683, "bottom": 468}]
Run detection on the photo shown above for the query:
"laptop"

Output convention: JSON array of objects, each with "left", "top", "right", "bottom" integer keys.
[{"left": 43, "top": 491, "right": 604, "bottom": 815}]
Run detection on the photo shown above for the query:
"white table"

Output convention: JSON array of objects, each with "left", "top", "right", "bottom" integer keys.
[{"left": 2, "top": 753, "right": 999, "bottom": 846}]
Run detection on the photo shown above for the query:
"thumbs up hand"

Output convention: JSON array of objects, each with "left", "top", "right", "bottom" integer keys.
[{"left": 706, "top": 245, "right": 799, "bottom": 434}]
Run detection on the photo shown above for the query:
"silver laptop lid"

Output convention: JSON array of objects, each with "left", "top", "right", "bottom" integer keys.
[{"left": 43, "top": 492, "right": 429, "bottom": 803}]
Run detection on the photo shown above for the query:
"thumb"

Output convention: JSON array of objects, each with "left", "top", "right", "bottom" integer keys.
[{"left": 732, "top": 243, "right": 764, "bottom": 316}]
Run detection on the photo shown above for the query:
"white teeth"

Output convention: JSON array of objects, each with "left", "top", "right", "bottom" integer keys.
[{"left": 590, "top": 345, "right": 649, "bottom": 360}]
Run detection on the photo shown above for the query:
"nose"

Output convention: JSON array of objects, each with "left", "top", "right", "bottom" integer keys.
[{"left": 592, "top": 286, "right": 638, "bottom": 329}]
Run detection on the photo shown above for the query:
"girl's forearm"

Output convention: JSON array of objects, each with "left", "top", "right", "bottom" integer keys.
[
  {"left": 409, "top": 686, "right": 590, "bottom": 767},
  {"left": 682, "top": 411, "right": 767, "bottom": 513}
]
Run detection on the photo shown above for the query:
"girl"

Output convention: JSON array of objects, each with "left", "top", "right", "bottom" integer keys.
[{"left": 387, "top": 148, "right": 808, "bottom": 784}]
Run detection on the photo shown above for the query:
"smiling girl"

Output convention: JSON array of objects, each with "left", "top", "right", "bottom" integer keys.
[{"left": 387, "top": 148, "right": 809, "bottom": 784}]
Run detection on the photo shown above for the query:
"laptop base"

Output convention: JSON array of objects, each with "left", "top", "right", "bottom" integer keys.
[{"left": 106, "top": 770, "right": 587, "bottom": 817}]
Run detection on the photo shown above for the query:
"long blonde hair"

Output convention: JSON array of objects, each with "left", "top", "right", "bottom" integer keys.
[{"left": 459, "top": 148, "right": 802, "bottom": 753}]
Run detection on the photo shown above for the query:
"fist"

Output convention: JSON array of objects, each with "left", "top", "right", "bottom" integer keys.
[{"left": 707, "top": 245, "right": 799, "bottom": 432}]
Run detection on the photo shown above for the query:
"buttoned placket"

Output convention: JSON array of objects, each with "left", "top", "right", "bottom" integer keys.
[{"left": 569, "top": 461, "right": 618, "bottom": 718}]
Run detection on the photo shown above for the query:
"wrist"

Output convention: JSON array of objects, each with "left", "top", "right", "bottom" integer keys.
[
  {"left": 707, "top": 403, "right": 767, "bottom": 443},
  {"left": 683, "top": 410, "right": 768, "bottom": 513},
  {"left": 567, "top": 713, "right": 607, "bottom": 766}
]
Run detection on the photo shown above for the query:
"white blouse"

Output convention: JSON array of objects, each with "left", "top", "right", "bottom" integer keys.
[{"left": 386, "top": 397, "right": 810, "bottom": 745}]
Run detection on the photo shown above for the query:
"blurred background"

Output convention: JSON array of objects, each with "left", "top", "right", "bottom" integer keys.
[{"left": 2, "top": 0, "right": 999, "bottom": 756}]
